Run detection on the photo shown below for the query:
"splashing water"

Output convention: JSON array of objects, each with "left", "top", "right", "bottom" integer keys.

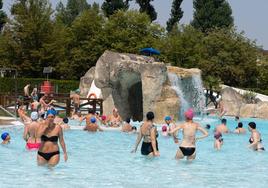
[{"left": 168, "top": 73, "right": 190, "bottom": 119}]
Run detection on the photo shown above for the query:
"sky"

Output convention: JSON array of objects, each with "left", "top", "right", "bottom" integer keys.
[{"left": 3, "top": 0, "right": 268, "bottom": 49}]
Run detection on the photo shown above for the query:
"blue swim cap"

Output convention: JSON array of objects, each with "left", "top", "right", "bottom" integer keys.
[
  {"left": 90, "top": 117, "right": 96, "bottom": 123},
  {"left": 47, "top": 109, "right": 57, "bottom": 117},
  {"left": 165, "top": 116, "right": 172, "bottom": 121},
  {"left": 1, "top": 132, "right": 9, "bottom": 140}
]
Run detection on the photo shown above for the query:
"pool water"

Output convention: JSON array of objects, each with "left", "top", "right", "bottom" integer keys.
[{"left": 0, "top": 116, "right": 268, "bottom": 188}]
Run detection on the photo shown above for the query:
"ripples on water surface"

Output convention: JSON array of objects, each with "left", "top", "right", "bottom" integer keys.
[{"left": 0, "top": 116, "right": 268, "bottom": 188}]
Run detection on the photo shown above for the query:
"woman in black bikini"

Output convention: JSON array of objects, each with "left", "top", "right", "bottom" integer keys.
[
  {"left": 169, "top": 109, "right": 208, "bottom": 160},
  {"left": 132, "top": 111, "right": 160, "bottom": 157},
  {"left": 248, "top": 122, "right": 265, "bottom": 151},
  {"left": 37, "top": 109, "right": 68, "bottom": 166}
]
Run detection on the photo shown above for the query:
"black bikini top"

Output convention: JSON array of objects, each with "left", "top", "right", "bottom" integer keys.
[
  {"left": 41, "top": 135, "right": 58, "bottom": 143},
  {"left": 249, "top": 137, "right": 262, "bottom": 144}
]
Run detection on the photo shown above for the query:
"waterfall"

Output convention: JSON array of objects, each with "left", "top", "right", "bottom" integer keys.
[
  {"left": 168, "top": 73, "right": 206, "bottom": 118},
  {"left": 168, "top": 73, "right": 190, "bottom": 118},
  {"left": 191, "top": 74, "right": 206, "bottom": 115}
]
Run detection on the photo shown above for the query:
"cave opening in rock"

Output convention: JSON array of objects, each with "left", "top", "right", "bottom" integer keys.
[
  {"left": 128, "top": 81, "right": 143, "bottom": 121},
  {"left": 115, "top": 72, "right": 143, "bottom": 121}
]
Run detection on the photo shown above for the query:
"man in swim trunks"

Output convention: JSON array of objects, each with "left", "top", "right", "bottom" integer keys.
[
  {"left": 70, "top": 89, "right": 80, "bottom": 115},
  {"left": 215, "top": 118, "right": 229, "bottom": 134},
  {"left": 169, "top": 109, "right": 208, "bottom": 160}
]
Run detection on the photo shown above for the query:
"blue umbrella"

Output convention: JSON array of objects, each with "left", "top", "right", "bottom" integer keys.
[{"left": 140, "top": 47, "right": 160, "bottom": 56}]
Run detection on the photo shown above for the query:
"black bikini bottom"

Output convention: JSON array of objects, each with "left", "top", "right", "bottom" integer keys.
[
  {"left": 141, "top": 141, "right": 158, "bottom": 155},
  {"left": 38, "top": 151, "right": 60, "bottom": 161},
  {"left": 179, "top": 147, "right": 196, "bottom": 156}
]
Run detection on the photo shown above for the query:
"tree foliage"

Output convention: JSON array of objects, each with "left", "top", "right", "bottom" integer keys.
[
  {"left": 136, "top": 0, "right": 157, "bottom": 22},
  {"left": 166, "top": 0, "right": 183, "bottom": 33},
  {"left": 3, "top": 0, "right": 54, "bottom": 77},
  {"left": 102, "top": 0, "right": 131, "bottom": 17},
  {"left": 56, "top": 0, "right": 90, "bottom": 26},
  {"left": 104, "top": 10, "right": 163, "bottom": 53},
  {"left": 0, "top": 0, "right": 7, "bottom": 31},
  {"left": 191, "top": 0, "right": 233, "bottom": 32},
  {"left": 0, "top": 1, "right": 265, "bottom": 95}
]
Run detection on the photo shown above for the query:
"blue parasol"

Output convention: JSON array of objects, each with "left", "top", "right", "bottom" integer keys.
[{"left": 140, "top": 47, "right": 160, "bottom": 56}]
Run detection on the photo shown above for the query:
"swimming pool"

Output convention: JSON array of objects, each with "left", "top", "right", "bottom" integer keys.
[{"left": 0, "top": 116, "right": 268, "bottom": 188}]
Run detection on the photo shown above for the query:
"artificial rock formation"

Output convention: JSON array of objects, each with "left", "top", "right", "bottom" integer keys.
[{"left": 80, "top": 51, "right": 202, "bottom": 123}]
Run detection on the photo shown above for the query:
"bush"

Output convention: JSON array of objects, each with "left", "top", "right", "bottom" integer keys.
[
  {"left": 241, "top": 91, "right": 257, "bottom": 104},
  {"left": 0, "top": 78, "right": 79, "bottom": 94}
]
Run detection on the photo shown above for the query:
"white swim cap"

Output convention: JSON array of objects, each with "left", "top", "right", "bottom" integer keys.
[{"left": 30, "top": 111, "right": 39, "bottom": 121}]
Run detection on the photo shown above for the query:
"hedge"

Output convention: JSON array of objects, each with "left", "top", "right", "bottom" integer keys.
[{"left": 0, "top": 77, "right": 79, "bottom": 94}]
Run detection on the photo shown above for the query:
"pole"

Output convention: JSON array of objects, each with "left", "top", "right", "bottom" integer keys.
[{"left": 15, "top": 69, "right": 18, "bottom": 119}]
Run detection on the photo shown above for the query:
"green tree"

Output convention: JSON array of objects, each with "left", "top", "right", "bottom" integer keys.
[
  {"left": 104, "top": 10, "right": 163, "bottom": 53},
  {"left": 200, "top": 28, "right": 259, "bottom": 87},
  {"left": 63, "top": 9, "right": 106, "bottom": 79},
  {"left": 4, "top": 0, "right": 54, "bottom": 77},
  {"left": 56, "top": 0, "right": 90, "bottom": 26},
  {"left": 0, "top": 0, "right": 7, "bottom": 31},
  {"left": 191, "top": 0, "right": 233, "bottom": 32},
  {"left": 159, "top": 25, "right": 204, "bottom": 68},
  {"left": 102, "top": 0, "right": 131, "bottom": 17},
  {"left": 166, "top": 0, "right": 183, "bottom": 33},
  {"left": 136, "top": 0, "right": 157, "bottom": 22}
]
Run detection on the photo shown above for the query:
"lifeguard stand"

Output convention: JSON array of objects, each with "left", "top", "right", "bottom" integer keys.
[{"left": 41, "top": 67, "right": 54, "bottom": 94}]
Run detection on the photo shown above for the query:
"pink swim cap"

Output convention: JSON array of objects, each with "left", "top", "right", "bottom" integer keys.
[
  {"left": 184, "top": 108, "right": 194, "bottom": 120},
  {"left": 162, "top": 125, "right": 167, "bottom": 132},
  {"left": 101, "top": 115, "right": 106, "bottom": 121}
]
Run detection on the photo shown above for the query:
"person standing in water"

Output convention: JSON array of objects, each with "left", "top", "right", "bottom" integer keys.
[
  {"left": 214, "top": 131, "right": 223, "bottom": 150},
  {"left": 23, "top": 112, "right": 41, "bottom": 150},
  {"left": 248, "top": 122, "right": 265, "bottom": 151},
  {"left": 37, "top": 109, "right": 68, "bottom": 166},
  {"left": 169, "top": 109, "right": 208, "bottom": 160},
  {"left": 132, "top": 112, "right": 159, "bottom": 157}
]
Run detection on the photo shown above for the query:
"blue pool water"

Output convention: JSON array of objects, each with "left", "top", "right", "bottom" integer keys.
[{"left": 0, "top": 116, "right": 268, "bottom": 188}]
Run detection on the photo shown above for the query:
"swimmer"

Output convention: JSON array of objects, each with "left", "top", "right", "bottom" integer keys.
[
  {"left": 234, "top": 122, "right": 246, "bottom": 134},
  {"left": 248, "top": 122, "right": 265, "bottom": 151},
  {"left": 161, "top": 125, "right": 168, "bottom": 136},
  {"left": 100, "top": 115, "right": 107, "bottom": 126},
  {"left": 122, "top": 118, "right": 133, "bottom": 132},
  {"left": 37, "top": 109, "right": 68, "bottom": 167},
  {"left": 107, "top": 108, "right": 122, "bottom": 127},
  {"left": 132, "top": 111, "right": 160, "bottom": 157},
  {"left": 169, "top": 109, "right": 208, "bottom": 160},
  {"left": 60, "top": 117, "right": 70, "bottom": 130},
  {"left": 164, "top": 116, "right": 179, "bottom": 143},
  {"left": 205, "top": 124, "right": 211, "bottom": 130},
  {"left": 23, "top": 111, "right": 41, "bottom": 150},
  {"left": 215, "top": 119, "right": 229, "bottom": 134},
  {"left": 214, "top": 131, "right": 223, "bottom": 150},
  {"left": 84, "top": 117, "right": 103, "bottom": 132},
  {"left": 1, "top": 132, "right": 11, "bottom": 144}
]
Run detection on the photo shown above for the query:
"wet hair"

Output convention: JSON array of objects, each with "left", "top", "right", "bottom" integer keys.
[
  {"left": 125, "top": 117, "right": 131, "bottom": 123},
  {"left": 132, "top": 126, "right": 137, "bottom": 131},
  {"left": 221, "top": 118, "right": 227, "bottom": 124},
  {"left": 248, "top": 122, "right": 256, "bottom": 129},
  {"left": 96, "top": 112, "right": 99, "bottom": 115},
  {"left": 206, "top": 124, "right": 211, "bottom": 129},
  {"left": 238, "top": 122, "right": 243, "bottom": 128},
  {"left": 40, "top": 113, "right": 45, "bottom": 119},
  {"left": 63, "top": 117, "right": 69, "bottom": 124},
  {"left": 235, "top": 116, "right": 239, "bottom": 120},
  {"left": 146, "top": 111, "right": 154, "bottom": 120}
]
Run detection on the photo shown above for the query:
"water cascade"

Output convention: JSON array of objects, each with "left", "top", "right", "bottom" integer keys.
[
  {"left": 168, "top": 73, "right": 206, "bottom": 119},
  {"left": 168, "top": 73, "right": 190, "bottom": 119}
]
